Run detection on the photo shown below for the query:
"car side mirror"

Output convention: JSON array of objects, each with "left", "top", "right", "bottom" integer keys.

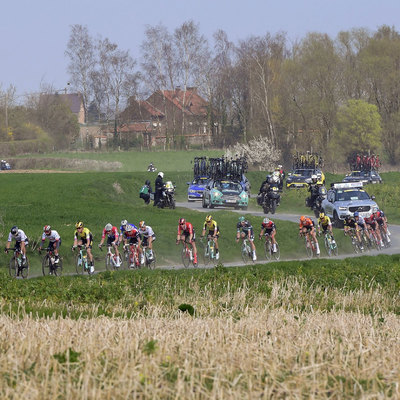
[
  {"left": 371, "top": 195, "right": 376, "bottom": 200},
  {"left": 186, "top": 182, "right": 190, "bottom": 185}
]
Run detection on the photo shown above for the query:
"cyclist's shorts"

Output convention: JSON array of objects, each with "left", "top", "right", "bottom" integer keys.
[
  {"left": 376, "top": 219, "right": 384, "bottom": 226},
  {"left": 303, "top": 225, "right": 314, "bottom": 232},
  {"left": 49, "top": 239, "right": 61, "bottom": 249},
  {"left": 142, "top": 235, "right": 156, "bottom": 247},
  {"left": 367, "top": 221, "right": 377, "bottom": 230},
  {"left": 79, "top": 235, "right": 93, "bottom": 248},
  {"left": 321, "top": 225, "right": 329, "bottom": 233},
  {"left": 183, "top": 231, "right": 196, "bottom": 241},
  {"left": 15, "top": 239, "right": 29, "bottom": 248},
  {"left": 263, "top": 228, "right": 275, "bottom": 236},
  {"left": 207, "top": 230, "right": 219, "bottom": 238},
  {"left": 106, "top": 236, "right": 117, "bottom": 246},
  {"left": 241, "top": 231, "right": 254, "bottom": 241},
  {"left": 128, "top": 237, "right": 140, "bottom": 245}
]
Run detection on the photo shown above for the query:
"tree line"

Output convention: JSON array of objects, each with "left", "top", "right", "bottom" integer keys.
[{"left": 1, "top": 22, "right": 400, "bottom": 165}]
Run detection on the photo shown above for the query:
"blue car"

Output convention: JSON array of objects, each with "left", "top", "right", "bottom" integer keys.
[{"left": 187, "top": 176, "right": 210, "bottom": 202}]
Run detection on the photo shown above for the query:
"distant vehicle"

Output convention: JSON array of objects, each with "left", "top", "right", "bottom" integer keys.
[
  {"left": 342, "top": 170, "right": 382, "bottom": 185},
  {"left": 321, "top": 182, "right": 379, "bottom": 227},
  {"left": 0, "top": 160, "right": 11, "bottom": 170},
  {"left": 286, "top": 168, "right": 325, "bottom": 188},
  {"left": 202, "top": 179, "right": 249, "bottom": 210},
  {"left": 187, "top": 176, "right": 210, "bottom": 202}
]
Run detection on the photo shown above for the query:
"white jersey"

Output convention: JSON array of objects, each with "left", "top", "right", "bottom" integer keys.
[
  {"left": 139, "top": 225, "right": 155, "bottom": 238},
  {"left": 41, "top": 230, "right": 61, "bottom": 242},
  {"left": 8, "top": 229, "right": 28, "bottom": 243}
]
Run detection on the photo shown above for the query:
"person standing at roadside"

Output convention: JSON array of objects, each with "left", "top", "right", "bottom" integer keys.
[{"left": 154, "top": 172, "right": 164, "bottom": 207}]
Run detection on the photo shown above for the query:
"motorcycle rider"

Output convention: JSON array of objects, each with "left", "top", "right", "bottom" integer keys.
[
  {"left": 307, "top": 174, "right": 319, "bottom": 208},
  {"left": 257, "top": 175, "right": 271, "bottom": 206},
  {"left": 154, "top": 171, "right": 164, "bottom": 207}
]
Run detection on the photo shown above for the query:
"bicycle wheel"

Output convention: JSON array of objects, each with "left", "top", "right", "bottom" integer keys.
[
  {"left": 182, "top": 246, "right": 191, "bottom": 268},
  {"left": 42, "top": 254, "right": 51, "bottom": 276},
  {"left": 331, "top": 242, "right": 338, "bottom": 256},
  {"left": 272, "top": 243, "right": 280, "bottom": 261},
  {"left": 203, "top": 243, "right": 211, "bottom": 266},
  {"left": 105, "top": 254, "right": 112, "bottom": 271},
  {"left": 324, "top": 236, "right": 332, "bottom": 256},
  {"left": 147, "top": 249, "right": 156, "bottom": 270},
  {"left": 53, "top": 257, "right": 63, "bottom": 276},
  {"left": 9, "top": 257, "right": 18, "bottom": 278},
  {"left": 75, "top": 254, "right": 84, "bottom": 275},
  {"left": 264, "top": 240, "right": 272, "bottom": 261},
  {"left": 305, "top": 239, "right": 313, "bottom": 259},
  {"left": 241, "top": 244, "right": 249, "bottom": 264},
  {"left": 20, "top": 257, "right": 29, "bottom": 279}
]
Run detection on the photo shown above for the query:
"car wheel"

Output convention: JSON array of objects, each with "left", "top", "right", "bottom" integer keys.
[
  {"left": 202, "top": 196, "right": 207, "bottom": 209},
  {"left": 333, "top": 211, "right": 343, "bottom": 228}
]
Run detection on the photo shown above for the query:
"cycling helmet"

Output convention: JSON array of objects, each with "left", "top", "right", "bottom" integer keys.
[
  {"left": 105, "top": 223, "right": 112, "bottom": 231},
  {"left": 125, "top": 224, "right": 133, "bottom": 232},
  {"left": 121, "top": 219, "right": 128, "bottom": 226},
  {"left": 179, "top": 218, "right": 186, "bottom": 225},
  {"left": 205, "top": 215, "right": 212, "bottom": 223},
  {"left": 139, "top": 221, "right": 145, "bottom": 228},
  {"left": 10, "top": 226, "right": 18, "bottom": 235},
  {"left": 145, "top": 180, "right": 150, "bottom": 185},
  {"left": 354, "top": 211, "right": 359, "bottom": 217},
  {"left": 238, "top": 216, "right": 245, "bottom": 223},
  {"left": 75, "top": 221, "right": 83, "bottom": 229},
  {"left": 158, "top": 172, "right": 164, "bottom": 178},
  {"left": 300, "top": 216, "right": 305, "bottom": 222},
  {"left": 263, "top": 217, "right": 270, "bottom": 224},
  {"left": 319, "top": 212, "right": 325, "bottom": 219},
  {"left": 43, "top": 225, "right": 51, "bottom": 233}
]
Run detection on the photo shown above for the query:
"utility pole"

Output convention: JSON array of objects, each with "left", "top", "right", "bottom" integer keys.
[{"left": 5, "top": 92, "right": 8, "bottom": 134}]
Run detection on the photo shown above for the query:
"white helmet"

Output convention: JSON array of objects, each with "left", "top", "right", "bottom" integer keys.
[
  {"left": 311, "top": 174, "right": 317, "bottom": 182},
  {"left": 105, "top": 223, "right": 112, "bottom": 231},
  {"left": 121, "top": 219, "right": 128, "bottom": 226},
  {"left": 263, "top": 217, "right": 270, "bottom": 224},
  {"left": 158, "top": 172, "right": 164, "bottom": 178}
]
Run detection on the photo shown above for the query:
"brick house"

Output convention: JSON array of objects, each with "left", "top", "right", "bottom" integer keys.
[{"left": 119, "top": 87, "right": 212, "bottom": 148}]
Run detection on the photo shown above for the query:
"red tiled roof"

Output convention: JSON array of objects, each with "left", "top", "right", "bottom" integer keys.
[
  {"left": 138, "top": 100, "right": 164, "bottom": 117},
  {"left": 119, "top": 122, "right": 151, "bottom": 133},
  {"left": 159, "top": 88, "right": 208, "bottom": 116}
]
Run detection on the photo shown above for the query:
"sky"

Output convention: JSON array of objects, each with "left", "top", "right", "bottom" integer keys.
[{"left": 2, "top": 0, "right": 399, "bottom": 96}]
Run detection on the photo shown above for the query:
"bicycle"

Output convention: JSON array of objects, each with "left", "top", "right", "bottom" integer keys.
[
  {"left": 142, "top": 245, "right": 156, "bottom": 270},
  {"left": 262, "top": 235, "right": 280, "bottom": 261},
  {"left": 123, "top": 243, "right": 141, "bottom": 269},
  {"left": 8, "top": 247, "right": 29, "bottom": 279},
  {"left": 41, "top": 246, "right": 63, "bottom": 276},
  {"left": 181, "top": 240, "right": 196, "bottom": 268},
  {"left": 202, "top": 235, "right": 218, "bottom": 265},
  {"left": 378, "top": 225, "right": 391, "bottom": 248},
  {"left": 302, "top": 232, "right": 319, "bottom": 258},
  {"left": 345, "top": 228, "right": 363, "bottom": 254},
  {"left": 74, "top": 245, "right": 94, "bottom": 275},
  {"left": 100, "top": 244, "right": 123, "bottom": 271},
  {"left": 240, "top": 238, "right": 254, "bottom": 264},
  {"left": 322, "top": 231, "right": 338, "bottom": 256}
]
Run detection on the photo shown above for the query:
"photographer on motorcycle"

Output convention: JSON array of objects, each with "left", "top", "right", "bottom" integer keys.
[{"left": 257, "top": 175, "right": 271, "bottom": 206}]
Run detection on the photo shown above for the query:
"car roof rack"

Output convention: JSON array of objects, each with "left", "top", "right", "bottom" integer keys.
[{"left": 332, "top": 182, "right": 363, "bottom": 189}]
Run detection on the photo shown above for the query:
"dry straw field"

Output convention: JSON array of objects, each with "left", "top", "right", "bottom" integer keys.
[{"left": 1, "top": 278, "right": 400, "bottom": 399}]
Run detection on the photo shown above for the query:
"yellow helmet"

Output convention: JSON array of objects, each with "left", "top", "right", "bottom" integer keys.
[
  {"left": 75, "top": 221, "right": 84, "bottom": 229},
  {"left": 205, "top": 215, "right": 212, "bottom": 223},
  {"left": 319, "top": 212, "right": 325, "bottom": 219}
]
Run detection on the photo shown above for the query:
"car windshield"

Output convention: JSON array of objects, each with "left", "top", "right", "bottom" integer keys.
[
  {"left": 193, "top": 178, "right": 208, "bottom": 185},
  {"left": 350, "top": 171, "right": 362, "bottom": 177},
  {"left": 335, "top": 189, "right": 370, "bottom": 201},
  {"left": 216, "top": 181, "right": 242, "bottom": 192},
  {"left": 294, "top": 169, "right": 314, "bottom": 177}
]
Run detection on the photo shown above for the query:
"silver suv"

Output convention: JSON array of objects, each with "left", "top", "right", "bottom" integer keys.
[{"left": 321, "top": 182, "right": 379, "bottom": 227}]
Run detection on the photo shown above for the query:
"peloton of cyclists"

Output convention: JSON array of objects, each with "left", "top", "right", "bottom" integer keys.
[
  {"left": 98, "top": 223, "right": 121, "bottom": 267},
  {"left": 5, "top": 225, "right": 29, "bottom": 264},
  {"left": 259, "top": 217, "right": 277, "bottom": 253},
  {"left": 39, "top": 225, "right": 61, "bottom": 264},
  {"left": 72, "top": 222, "right": 95, "bottom": 274},
  {"left": 364, "top": 213, "right": 384, "bottom": 248},
  {"left": 201, "top": 214, "right": 220, "bottom": 260},
  {"left": 354, "top": 211, "right": 371, "bottom": 243},
  {"left": 299, "top": 216, "right": 320, "bottom": 255},
  {"left": 236, "top": 216, "right": 257, "bottom": 261},
  {"left": 176, "top": 218, "right": 198, "bottom": 266}
]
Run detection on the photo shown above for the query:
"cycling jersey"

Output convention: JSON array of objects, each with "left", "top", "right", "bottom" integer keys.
[
  {"left": 237, "top": 221, "right": 254, "bottom": 240},
  {"left": 8, "top": 229, "right": 28, "bottom": 244},
  {"left": 123, "top": 227, "right": 140, "bottom": 244},
  {"left": 120, "top": 223, "right": 137, "bottom": 235},
  {"left": 178, "top": 222, "right": 195, "bottom": 236},
  {"left": 261, "top": 221, "right": 276, "bottom": 231},
  {"left": 101, "top": 226, "right": 119, "bottom": 240},
  {"left": 74, "top": 227, "right": 92, "bottom": 241},
  {"left": 344, "top": 218, "right": 357, "bottom": 229},
  {"left": 355, "top": 216, "right": 366, "bottom": 227},
  {"left": 41, "top": 230, "right": 61, "bottom": 243},
  {"left": 299, "top": 218, "right": 314, "bottom": 230},
  {"left": 318, "top": 216, "right": 331, "bottom": 227},
  {"left": 139, "top": 225, "right": 155, "bottom": 238},
  {"left": 203, "top": 220, "right": 219, "bottom": 235}
]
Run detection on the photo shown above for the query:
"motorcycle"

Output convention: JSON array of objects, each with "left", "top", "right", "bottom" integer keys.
[
  {"left": 158, "top": 181, "right": 176, "bottom": 209},
  {"left": 262, "top": 186, "right": 281, "bottom": 214},
  {"left": 306, "top": 185, "right": 327, "bottom": 217},
  {"left": 147, "top": 163, "right": 157, "bottom": 172}
]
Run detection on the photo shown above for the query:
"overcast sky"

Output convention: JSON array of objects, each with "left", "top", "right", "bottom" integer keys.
[{"left": 2, "top": 0, "right": 399, "bottom": 96}]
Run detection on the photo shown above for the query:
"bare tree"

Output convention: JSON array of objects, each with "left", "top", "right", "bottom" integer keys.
[{"left": 65, "top": 24, "right": 96, "bottom": 122}]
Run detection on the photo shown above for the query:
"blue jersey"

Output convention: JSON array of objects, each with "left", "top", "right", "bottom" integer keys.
[{"left": 120, "top": 223, "right": 137, "bottom": 235}]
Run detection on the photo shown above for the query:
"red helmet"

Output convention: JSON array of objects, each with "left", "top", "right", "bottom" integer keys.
[
  {"left": 179, "top": 218, "right": 186, "bottom": 225},
  {"left": 44, "top": 225, "right": 51, "bottom": 234}
]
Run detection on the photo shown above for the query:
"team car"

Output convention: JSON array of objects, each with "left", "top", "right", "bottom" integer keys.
[
  {"left": 202, "top": 179, "right": 249, "bottom": 210},
  {"left": 342, "top": 170, "right": 383, "bottom": 185},
  {"left": 320, "top": 182, "right": 379, "bottom": 227},
  {"left": 286, "top": 168, "right": 325, "bottom": 188},
  {"left": 186, "top": 176, "right": 210, "bottom": 202}
]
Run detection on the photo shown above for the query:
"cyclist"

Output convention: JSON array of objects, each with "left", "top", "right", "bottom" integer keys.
[
  {"left": 119, "top": 219, "right": 137, "bottom": 238},
  {"left": 354, "top": 211, "right": 371, "bottom": 242},
  {"left": 138, "top": 221, "right": 156, "bottom": 260},
  {"left": 201, "top": 214, "right": 220, "bottom": 260},
  {"left": 72, "top": 221, "right": 94, "bottom": 274},
  {"left": 176, "top": 218, "right": 198, "bottom": 266},
  {"left": 122, "top": 223, "right": 143, "bottom": 266},
  {"left": 317, "top": 213, "right": 335, "bottom": 244},
  {"left": 344, "top": 214, "right": 364, "bottom": 249},
  {"left": 39, "top": 225, "right": 61, "bottom": 264},
  {"left": 299, "top": 216, "right": 320, "bottom": 255},
  {"left": 5, "top": 226, "right": 29, "bottom": 264},
  {"left": 374, "top": 210, "right": 391, "bottom": 243},
  {"left": 364, "top": 213, "right": 384, "bottom": 248},
  {"left": 98, "top": 223, "right": 121, "bottom": 267},
  {"left": 236, "top": 216, "right": 257, "bottom": 261},
  {"left": 259, "top": 217, "right": 277, "bottom": 253}
]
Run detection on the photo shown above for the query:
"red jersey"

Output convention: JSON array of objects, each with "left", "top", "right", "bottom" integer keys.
[
  {"left": 101, "top": 226, "right": 119, "bottom": 239},
  {"left": 178, "top": 222, "right": 194, "bottom": 236},
  {"left": 262, "top": 221, "right": 276, "bottom": 230}
]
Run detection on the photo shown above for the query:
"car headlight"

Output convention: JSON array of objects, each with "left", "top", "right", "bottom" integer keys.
[
  {"left": 239, "top": 192, "right": 248, "bottom": 200},
  {"left": 213, "top": 191, "right": 223, "bottom": 199},
  {"left": 338, "top": 207, "right": 347, "bottom": 211}
]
